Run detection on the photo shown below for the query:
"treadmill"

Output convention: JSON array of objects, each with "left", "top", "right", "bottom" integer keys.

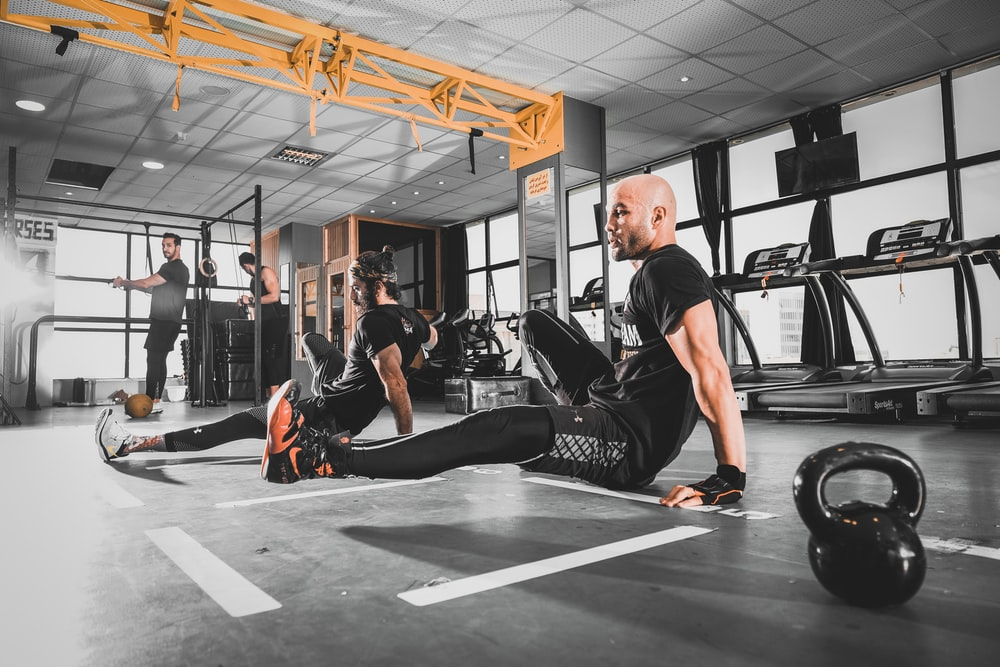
[
  {"left": 747, "top": 219, "right": 993, "bottom": 420},
  {"left": 915, "top": 234, "right": 1000, "bottom": 421},
  {"left": 714, "top": 242, "right": 870, "bottom": 411}
]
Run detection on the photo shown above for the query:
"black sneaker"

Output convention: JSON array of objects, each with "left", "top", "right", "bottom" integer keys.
[{"left": 261, "top": 380, "right": 342, "bottom": 483}]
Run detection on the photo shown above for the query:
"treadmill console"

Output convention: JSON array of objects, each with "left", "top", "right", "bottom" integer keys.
[
  {"left": 867, "top": 218, "right": 951, "bottom": 262},
  {"left": 743, "top": 242, "right": 811, "bottom": 278}
]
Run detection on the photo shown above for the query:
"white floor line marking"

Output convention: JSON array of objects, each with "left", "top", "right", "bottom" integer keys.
[
  {"left": 145, "top": 527, "right": 281, "bottom": 617},
  {"left": 924, "top": 537, "right": 1000, "bottom": 561},
  {"left": 146, "top": 456, "right": 259, "bottom": 470},
  {"left": 398, "top": 525, "right": 714, "bottom": 607},
  {"left": 521, "top": 477, "right": 780, "bottom": 520},
  {"left": 96, "top": 478, "right": 145, "bottom": 508},
  {"left": 215, "top": 476, "right": 448, "bottom": 508}
]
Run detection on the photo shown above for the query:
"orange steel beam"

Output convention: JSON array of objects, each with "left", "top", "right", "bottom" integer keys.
[{"left": 0, "top": 0, "right": 563, "bottom": 167}]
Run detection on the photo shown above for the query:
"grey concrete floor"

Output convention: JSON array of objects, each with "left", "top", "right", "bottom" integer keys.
[{"left": 1, "top": 397, "right": 998, "bottom": 666}]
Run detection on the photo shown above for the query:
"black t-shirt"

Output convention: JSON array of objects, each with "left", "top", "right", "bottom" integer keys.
[
  {"left": 590, "top": 244, "right": 714, "bottom": 487},
  {"left": 322, "top": 303, "right": 431, "bottom": 434},
  {"left": 150, "top": 259, "right": 189, "bottom": 322}
]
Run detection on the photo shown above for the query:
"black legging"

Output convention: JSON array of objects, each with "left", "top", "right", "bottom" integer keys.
[
  {"left": 145, "top": 349, "right": 170, "bottom": 401},
  {"left": 161, "top": 333, "right": 347, "bottom": 451},
  {"left": 341, "top": 405, "right": 554, "bottom": 479}
]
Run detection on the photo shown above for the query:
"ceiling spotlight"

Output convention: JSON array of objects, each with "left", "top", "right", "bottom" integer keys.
[
  {"left": 200, "top": 85, "right": 231, "bottom": 97},
  {"left": 369, "top": 209, "right": 376, "bottom": 214},
  {"left": 142, "top": 161, "right": 165, "bottom": 170},
  {"left": 437, "top": 180, "right": 445, "bottom": 185},
  {"left": 498, "top": 155, "right": 505, "bottom": 160},
  {"left": 413, "top": 190, "right": 420, "bottom": 195},
  {"left": 65, "top": 191, "right": 73, "bottom": 196},
  {"left": 391, "top": 201, "right": 397, "bottom": 205},
  {"left": 16, "top": 100, "right": 46, "bottom": 112},
  {"left": 679, "top": 75, "right": 692, "bottom": 83}
]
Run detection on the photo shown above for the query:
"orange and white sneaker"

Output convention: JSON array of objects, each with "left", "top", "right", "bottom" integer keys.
[{"left": 261, "top": 380, "right": 342, "bottom": 484}]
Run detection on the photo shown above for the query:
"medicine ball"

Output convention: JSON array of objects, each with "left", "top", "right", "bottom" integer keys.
[{"left": 124, "top": 393, "right": 154, "bottom": 418}]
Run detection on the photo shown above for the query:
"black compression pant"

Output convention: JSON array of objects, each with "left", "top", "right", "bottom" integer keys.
[
  {"left": 161, "top": 333, "right": 345, "bottom": 451},
  {"left": 338, "top": 405, "right": 554, "bottom": 479},
  {"left": 164, "top": 405, "right": 267, "bottom": 451}
]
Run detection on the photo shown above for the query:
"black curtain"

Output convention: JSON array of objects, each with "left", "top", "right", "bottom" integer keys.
[
  {"left": 800, "top": 199, "right": 856, "bottom": 366},
  {"left": 440, "top": 225, "right": 468, "bottom": 317},
  {"left": 790, "top": 103, "right": 843, "bottom": 146},
  {"left": 692, "top": 140, "right": 727, "bottom": 275}
]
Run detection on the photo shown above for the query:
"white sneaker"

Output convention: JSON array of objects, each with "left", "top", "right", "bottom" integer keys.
[{"left": 95, "top": 408, "right": 131, "bottom": 462}]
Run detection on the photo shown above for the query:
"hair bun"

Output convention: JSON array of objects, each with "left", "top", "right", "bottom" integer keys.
[{"left": 381, "top": 245, "right": 395, "bottom": 256}]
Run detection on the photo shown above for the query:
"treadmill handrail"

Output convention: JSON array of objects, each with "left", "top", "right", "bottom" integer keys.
[{"left": 714, "top": 286, "right": 762, "bottom": 370}]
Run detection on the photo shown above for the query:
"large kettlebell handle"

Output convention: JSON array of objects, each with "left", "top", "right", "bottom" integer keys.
[{"left": 793, "top": 442, "right": 925, "bottom": 538}]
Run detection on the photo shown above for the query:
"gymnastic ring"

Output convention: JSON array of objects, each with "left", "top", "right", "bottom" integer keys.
[{"left": 199, "top": 257, "right": 218, "bottom": 278}]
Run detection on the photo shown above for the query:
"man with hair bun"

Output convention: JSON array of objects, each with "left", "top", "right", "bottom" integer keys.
[{"left": 95, "top": 245, "right": 437, "bottom": 462}]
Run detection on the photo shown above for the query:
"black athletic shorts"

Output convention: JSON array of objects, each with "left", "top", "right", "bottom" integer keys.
[{"left": 145, "top": 318, "right": 183, "bottom": 352}]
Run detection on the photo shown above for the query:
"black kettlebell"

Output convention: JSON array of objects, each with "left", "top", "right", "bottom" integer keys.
[{"left": 792, "top": 442, "right": 926, "bottom": 608}]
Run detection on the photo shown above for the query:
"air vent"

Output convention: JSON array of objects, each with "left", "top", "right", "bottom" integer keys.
[
  {"left": 45, "top": 158, "right": 115, "bottom": 190},
  {"left": 268, "top": 145, "right": 331, "bottom": 167}
]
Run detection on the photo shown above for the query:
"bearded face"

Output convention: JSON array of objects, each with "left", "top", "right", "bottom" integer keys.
[{"left": 349, "top": 276, "right": 379, "bottom": 314}]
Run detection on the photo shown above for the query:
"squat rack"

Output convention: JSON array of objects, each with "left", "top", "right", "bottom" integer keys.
[{"left": 4, "top": 146, "right": 265, "bottom": 410}]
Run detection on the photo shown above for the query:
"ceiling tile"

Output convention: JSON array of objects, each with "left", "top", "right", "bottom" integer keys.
[
  {"left": 773, "top": 0, "right": 898, "bottom": 44},
  {"left": 585, "top": 0, "right": 699, "bottom": 31},
  {"left": 701, "top": 25, "right": 807, "bottom": 75},
  {"left": 454, "top": 0, "right": 570, "bottom": 42},
  {"left": 744, "top": 50, "right": 844, "bottom": 93},
  {"left": 525, "top": 8, "right": 637, "bottom": 63},
  {"left": 584, "top": 34, "right": 688, "bottom": 82},
  {"left": 645, "top": 0, "right": 763, "bottom": 54}
]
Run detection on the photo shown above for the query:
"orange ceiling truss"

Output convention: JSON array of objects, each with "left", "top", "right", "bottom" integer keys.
[{"left": 1, "top": 0, "right": 564, "bottom": 169}]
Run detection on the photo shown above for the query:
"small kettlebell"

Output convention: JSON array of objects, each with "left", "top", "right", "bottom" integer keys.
[{"left": 792, "top": 442, "right": 926, "bottom": 608}]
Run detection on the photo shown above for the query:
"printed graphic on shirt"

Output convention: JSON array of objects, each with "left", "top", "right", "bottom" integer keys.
[{"left": 401, "top": 317, "right": 413, "bottom": 335}]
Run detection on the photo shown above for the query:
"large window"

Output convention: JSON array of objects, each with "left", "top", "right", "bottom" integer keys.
[
  {"left": 953, "top": 57, "right": 1000, "bottom": 158},
  {"left": 843, "top": 81, "right": 944, "bottom": 180},
  {"left": 465, "top": 212, "right": 520, "bottom": 369},
  {"left": 48, "top": 227, "right": 249, "bottom": 386}
]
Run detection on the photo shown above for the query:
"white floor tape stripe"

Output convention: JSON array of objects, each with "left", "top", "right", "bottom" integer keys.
[
  {"left": 924, "top": 537, "right": 1000, "bottom": 561},
  {"left": 398, "top": 525, "right": 714, "bottom": 607},
  {"left": 522, "top": 476, "right": 662, "bottom": 504},
  {"left": 147, "top": 456, "right": 260, "bottom": 470},
  {"left": 96, "top": 478, "right": 145, "bottom": 508},
  {"left": 215, "top": 476, "right": 447, "bottom": 508},
  {"left": 521, "top": 476, "right": 781, "bottom": 520},
  {"left": 146, "top": 527, "right": 281, "bottom": 617}
]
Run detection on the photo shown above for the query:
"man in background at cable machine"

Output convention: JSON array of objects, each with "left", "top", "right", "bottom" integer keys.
[
  {"left": 111, "top": 232, "right": 190, "bottom": 403},
  {"left": 237, "top": 251, "right": 289, "bottom": 398}
]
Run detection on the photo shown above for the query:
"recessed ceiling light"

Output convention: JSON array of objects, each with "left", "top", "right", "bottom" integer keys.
[
  {"left": 391, "top": 201, "right": 397, "bottom": 205},
  {"left": 200, "top": 85, "right": 231, "bottom": 97},
  {"left": 437, "top": 180, "right": 445, "bottom": 185},
  {"left": 498, "top": 155, "right": 505, "bottom": 160},
  {"left": 16, "top": 100, "right": 45, "bottom": 112},
  {"left": 679, "top": 75, "right": 692, "bottom": 83},
  {"left": 65, "top": 191, "right": 73, "bottom": 196},
  {"left": 142, "top": 161, "right": 165, "bottom": 170},
  {"left": 413, "top": 191, "right": 419, "bottom": 195},
  {"left": 369, "top": 209, "right": 376, "bottom": 214}
]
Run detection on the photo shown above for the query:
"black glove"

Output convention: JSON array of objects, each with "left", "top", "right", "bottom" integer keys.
[{"left": 688, "top": 465, "right": 745, "bottom": 505}]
